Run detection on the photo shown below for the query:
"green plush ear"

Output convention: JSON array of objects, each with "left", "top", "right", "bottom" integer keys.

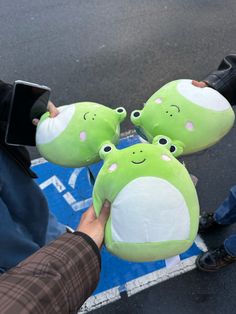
[
  {"left": 130, "top": 110, "right": 142, "bottom": 126},
  {"left": 114, "top": 107, "right": 127, "bottom": 122},
  {"left": 153, "top": 135, "right": 184, "bottom": 157},
  {"left": 99, "top": 143, "right": 117, "bottom": 160}
]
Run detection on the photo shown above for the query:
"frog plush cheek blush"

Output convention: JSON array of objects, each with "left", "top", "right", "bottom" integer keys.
[
  {"left": 131, "top": 79, "right": 235, "bottom": 155},
  {"left": 93, "top": 142, "right": 199, "bottom": 262},
  {"left": 36, "top": 102, "right": 126, "bottom": 167}
]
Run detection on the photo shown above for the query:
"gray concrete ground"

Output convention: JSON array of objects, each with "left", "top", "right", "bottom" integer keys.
[{"left": 1, "top": 0, "right": 236, "bottom": 313}]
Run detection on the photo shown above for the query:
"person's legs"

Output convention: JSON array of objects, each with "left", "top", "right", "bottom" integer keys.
[
  {"left": 199, "top": 185, "right": 236, "bottom": 232},
  {"left": 0, "top": 197, "right": 41, "bottom": 273},
  {"left": 197, "top": 187, "right": 236, "bottom": 271},
  {"left": 45, "top": 211, "right": 67, "bottom": 244},
  {"left": 214, "top": 186, "right": 236, "bottom": 225}
]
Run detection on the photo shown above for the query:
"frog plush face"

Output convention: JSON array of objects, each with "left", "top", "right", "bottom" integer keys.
[
  {"left": 36, "top": 102, "right": 126, "bottom": 167},
  {"left": 131, "top": 79, "right": 235, "bottom": 155},
  {"left": 93, "top": 141, "right": 199, "bottom": 262}
]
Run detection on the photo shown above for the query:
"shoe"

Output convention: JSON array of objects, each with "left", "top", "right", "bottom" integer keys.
[
  {"left": 199, "top": 211, "right": 219, "bottom": 233},
  {"left": 196, "top": 245, "right": 236, "bottom": 272}
]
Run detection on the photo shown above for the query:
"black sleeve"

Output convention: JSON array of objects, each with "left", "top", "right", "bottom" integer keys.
[
  {"left": 0, "top": 81, "right": 13, "bottom": 123},
  {"left": 203, "top": 54, "right": 236, "bottom": 105}
]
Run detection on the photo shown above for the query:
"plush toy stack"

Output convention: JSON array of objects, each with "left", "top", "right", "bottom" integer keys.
[{"left": 35, "top": 79, "right": 235, "bottom": 262}]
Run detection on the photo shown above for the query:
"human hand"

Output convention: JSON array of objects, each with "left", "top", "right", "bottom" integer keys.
[
  {"left": 32, "top": 101, "right": 59, "bottom": 126},
  {"left": 47, "top": 101, "right": 60, "bottom": 118},
  {"left": 192, "top": 80, "right": 208, "bottom": 88},
  {"left": 77, "top": 200, "right": 111, "bottom": 249}
]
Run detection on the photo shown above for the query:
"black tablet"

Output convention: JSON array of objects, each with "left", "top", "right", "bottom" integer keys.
[{"left": 5, "top": 80, "right": 51, "bottom": 146}]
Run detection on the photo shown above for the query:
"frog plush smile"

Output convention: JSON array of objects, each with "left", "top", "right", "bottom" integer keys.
[
  {"left": 93, "top": 141, "right": 199, "bottom": 262},
  {"left": 131, "top": 79, "right": 235, "bottom": 155},
  {"left": 36, "top": 102, "right": 126, "bottom": 167}
]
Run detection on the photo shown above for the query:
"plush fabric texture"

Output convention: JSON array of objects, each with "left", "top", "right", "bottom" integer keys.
[
  {"left": 36, "top": 102, "right": 126, "bottom": 167},
  {"left": 93, "top": 142, "right": 199, "bottom": 262},
  {"left": 131, "top": 79, "right": 235, "bottom": 155}
]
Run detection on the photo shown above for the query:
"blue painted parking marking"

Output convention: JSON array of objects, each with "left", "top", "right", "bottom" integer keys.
[{"left": 32, "top": 134, "right": 206, "bottom": 312}]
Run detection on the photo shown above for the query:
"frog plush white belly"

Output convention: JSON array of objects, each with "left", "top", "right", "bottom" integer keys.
[
  {"left": 93, "top": 141, "right": 199, "bottom": 262},
  {"left": 36, "top": 102, "right": 126, "bottom": 167},
  {"left": 131, "top": 79, "right": 235, "bottom": 156}
]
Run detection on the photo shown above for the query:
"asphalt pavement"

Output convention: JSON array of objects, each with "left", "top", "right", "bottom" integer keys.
[{"left": 1, "top": 1, "right": 236, "bottom": 313}]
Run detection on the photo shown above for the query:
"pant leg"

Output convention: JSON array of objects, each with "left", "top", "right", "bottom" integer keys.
[
  {"left": 45, "top": 211, "right": 67, "bottom": 244},
  {"left": 0, "top": 197, "right": 40, "bottom": 273},
  {"left": 214, "top": 185, "right": 236, "bottom": 225},
  {"left": 224, "top": 234, "right": 236, "bottom": 256}
]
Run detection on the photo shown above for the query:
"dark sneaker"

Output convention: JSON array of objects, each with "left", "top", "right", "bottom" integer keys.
[
  {"left": 199, "top": 212, "right": 219, "bottom": 233},
  {"left": 196, "top": 246, "right": 236, "bottom": 272}
]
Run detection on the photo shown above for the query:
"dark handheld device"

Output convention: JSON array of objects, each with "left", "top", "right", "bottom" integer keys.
[{"left": 5, "top": 80, "right": 51, "bottom": 146}]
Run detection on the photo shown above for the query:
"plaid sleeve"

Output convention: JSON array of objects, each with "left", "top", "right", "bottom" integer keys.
[
  {"left": 203, "top": 54, "right": 236, "bottom": 105},
  {"left": 0, "top": 232, "right": 101, "bottom": 314}
]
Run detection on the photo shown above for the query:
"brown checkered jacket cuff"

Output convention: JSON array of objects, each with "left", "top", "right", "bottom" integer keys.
[{"left": 73, "top": 231, "right": 101, "bottom": 269}]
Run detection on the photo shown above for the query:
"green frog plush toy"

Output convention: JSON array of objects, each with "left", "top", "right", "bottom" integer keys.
[
  {"left": 36, "top": 102, "right": 126, "bottom": 167},
  {"left": 131, "top": 79, "right": 235, "bottom": 155},
  {"left": 93, "top": 139, "right": 199, "bottom": 262}
]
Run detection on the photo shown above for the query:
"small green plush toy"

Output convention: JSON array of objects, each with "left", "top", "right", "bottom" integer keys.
[
  {"left": 36, "top": 102, "right": 126, "bottom": 167},
  {"left": 131, "top": 79, "right": 235, "bottom": 155},
  {"left": 93, "top": 139, "right": 199, "bottom": 262}
]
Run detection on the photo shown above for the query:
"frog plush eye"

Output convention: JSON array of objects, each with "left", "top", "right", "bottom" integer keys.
[
  {"left": 130, "top": 110, "right": 142, "bottom": 126},
  {"left": 170, "top": 141, "right": 185, "bottom": 157},
  {"left": 153, "top": 135, "right": 171, "bottom": 147},
  {"left": 170, "top": 145, "right": 177, "bottom": 153},
  {"left": 116, "top": 107, "right": 125, "bottom": 113},
  {"left": 158, "top": 137, "right": 169, "bottom": 146},
  {"left": 114, "top": 107, "right": 127, "bottom": 122},
  {"left": 99, "top": 143, "right": 116, "bottom": 160},
  {"left": 103, "top": 145, "right": 112, "bottom": 153},
  {"left": 132, "top": 110, "right": 141, "bottom": 118}
]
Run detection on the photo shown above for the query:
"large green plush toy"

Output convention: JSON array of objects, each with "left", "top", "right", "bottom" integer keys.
[
  {"left": 93, "top": 140, "right": 199, "bottom": 262},
  {"left": 131, "top": 79, "right": 235, "bottom": 155},
  {"left": 36, "top": 102, "right": 126, "bottom": 167}
]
